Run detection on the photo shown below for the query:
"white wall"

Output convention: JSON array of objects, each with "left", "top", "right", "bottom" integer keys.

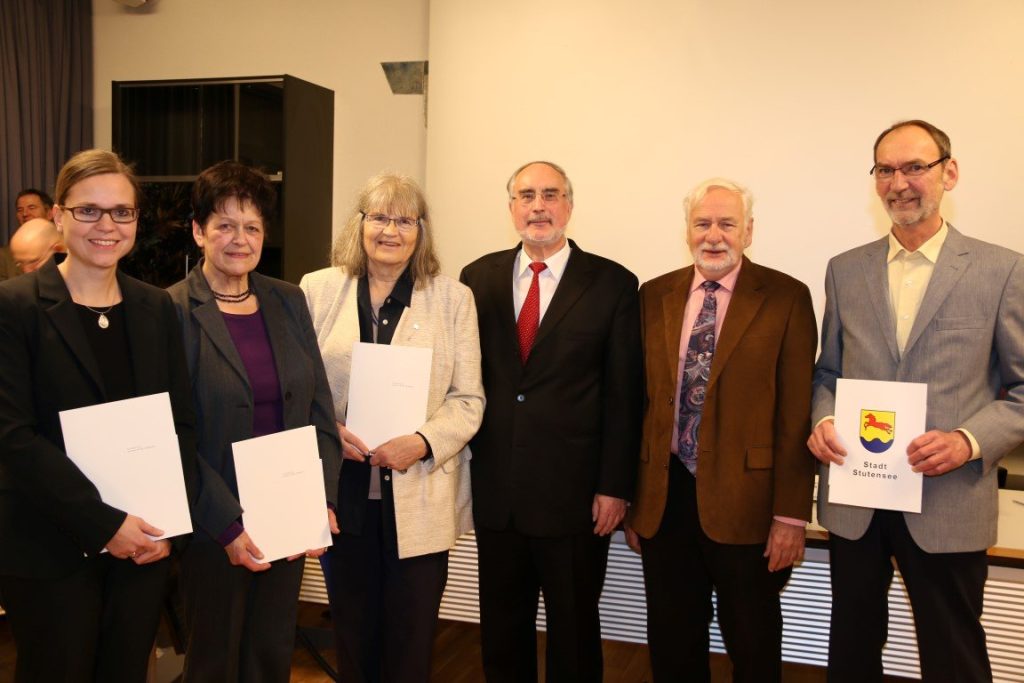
[
  {"left": 92, "top": 0, "right": 429, "bottom": 232},
  {"left": 425, "top": 0, "right": 1024, "bottom": 313},
  {"left": 92, "top": 0, "right": 1024, "bottom": 303}
]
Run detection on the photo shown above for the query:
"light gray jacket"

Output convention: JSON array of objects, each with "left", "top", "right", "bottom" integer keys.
[
  {"left": 300, "top": 267, "right": 484, "bottom": 558},
  {"left": 812, "top": 225, "right": 1024, "bottom": 553}
]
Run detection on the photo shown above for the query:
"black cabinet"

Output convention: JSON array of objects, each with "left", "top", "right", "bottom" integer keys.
[{"left": 112, "top": 75, "right": 334, "bottom": 286}]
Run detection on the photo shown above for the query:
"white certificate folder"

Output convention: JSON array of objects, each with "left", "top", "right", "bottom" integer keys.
[
  {"left": 59, "top": 392, "right": 193, "bottom": 541},
  {"left": 829, "top": 378, "right": 926, "bottom": 513},
  {"left": 232, "top": 425, "right": 331, "bottom": 563},
  {"left": 346, "top": 342, "right": 432, "bottom": 449}
]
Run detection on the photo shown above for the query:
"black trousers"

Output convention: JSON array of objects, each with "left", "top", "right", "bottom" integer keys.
[
  {"left": 321, "top": 499, "right": 449, "bottom": 683},
  {"left": 0, "top": 554, "right": 170, "bottom": 683},
  {"left": 827, "top": 510, "right": 990, "bottom": 683},
  {"left": 639, "top": 456, "right": 791, "bottom": 683},
  {"left": 178, "top": 539, "right": 304, "bottom": 683},
  {"left": 475, "top": 525, "right": 611, "bottom": 683}
]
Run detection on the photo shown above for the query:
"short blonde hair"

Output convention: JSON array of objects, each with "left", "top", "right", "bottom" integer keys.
[{"left": 332, "top": 174, "right": 440, "bottom": 285}]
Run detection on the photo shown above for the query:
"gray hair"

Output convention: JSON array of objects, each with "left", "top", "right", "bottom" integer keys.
[
  {"left": 683, "top": 177, "right": 754, "bottom": 226},
  {"left": 506, "top": 161, "right": 574, "bottom": 203}
]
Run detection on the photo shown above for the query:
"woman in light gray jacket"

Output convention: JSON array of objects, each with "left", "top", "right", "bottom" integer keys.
[{"left": 301, "top": 173, "right": 484, "bottom": 683}]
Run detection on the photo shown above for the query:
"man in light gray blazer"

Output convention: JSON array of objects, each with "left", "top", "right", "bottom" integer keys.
[{"left": 808, "top": 119, "right": 1024, "bottom": 682}]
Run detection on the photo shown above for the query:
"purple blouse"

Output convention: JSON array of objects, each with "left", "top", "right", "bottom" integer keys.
[
  {"left": 217, "top": 308, "right": 284, "bottom": 546},
  {"left": 222, "top": 309, "right": 284, "bottom": 437}
]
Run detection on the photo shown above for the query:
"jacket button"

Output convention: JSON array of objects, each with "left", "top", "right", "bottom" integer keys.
[
  {"left": 285, "top": 392, "right": 293, "bottom": 400},
  {"left": 516, "top": 394, "right": 526, "bottom": 402},
  {"left": 668, "top": 396, "right": 674, "bottom": 404}
]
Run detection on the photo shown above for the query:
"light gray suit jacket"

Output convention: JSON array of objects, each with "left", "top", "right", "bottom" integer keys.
[
  {"left": 300, "top": 267, "right": 484, "bottom": 559},
  {"left": 812, "top": 225, "right": 1024, "bottom": 553}
]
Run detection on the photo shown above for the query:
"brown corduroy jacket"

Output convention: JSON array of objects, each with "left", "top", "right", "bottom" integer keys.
[{"left": 628, "top": 257, "right": 817, "bottom": 544}]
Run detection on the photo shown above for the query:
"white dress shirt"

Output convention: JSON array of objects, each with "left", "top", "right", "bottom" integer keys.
[
  {"left": 513, "top": 241, "right": 572, "bottom": 322},
  {"left": 886, "top": 222, "right": 980, "bottom": 459},
  {"left": 887, "top": 222, "right": 947, "bottom": 355}
]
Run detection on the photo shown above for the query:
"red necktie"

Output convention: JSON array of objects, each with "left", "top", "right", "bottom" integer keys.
[{"left": 517, "top": 262, "right": 547, "bottom": 364}]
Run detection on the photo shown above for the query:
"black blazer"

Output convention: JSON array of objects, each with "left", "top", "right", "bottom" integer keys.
[
  {"left": 460, "top": 240, "right": 643, "bottom": 537},
  {"left": 168, "top": 265, "right": 340, "bottom": 542},
  {"left": 0, "top": 260, "right": 198, "bottom": 579}
]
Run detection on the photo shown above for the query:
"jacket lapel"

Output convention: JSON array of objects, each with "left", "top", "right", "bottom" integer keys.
[
  {"left": 708, "top": 258, "right": 765, "bottom": 389},
  {"left": 118, "top": 272, "right": 162, "bottom": 395},
  {"left": 187, "top": 265, "right": 250, "bottom": 389},
  {"left": 902, "top": 224, "right": 969, "bottom": 358},
  {"left": 483, "top": 247, "right": 522, "bottom": 378},
  {"left": 532, "top": 240, "right": 594, "bottom": 351},
  {"left": 251, "top": 273, "right": 292, "bottom": 403},
  {"left": 495, "top": 248, "right": 519, "bottom": 346},
  {"left": 393, "top": 286, "right": 426, "bottom": 345},
  {"left": 38, "top": 261, "right": 107, "bottom": 400},
  {"left": 859, "top": 237, "right": 900, "bottom": 365},
  {"left": 660, "top": 268, "right": 693, "bottom": 386}
]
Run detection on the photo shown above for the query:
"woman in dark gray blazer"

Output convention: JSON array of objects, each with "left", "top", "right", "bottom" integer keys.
[
  {"left": 0, "top": 149, "right": 199, "bottom": 682},
  {"left": 168, "top": 161, "right": 340, "bottom": 683}
]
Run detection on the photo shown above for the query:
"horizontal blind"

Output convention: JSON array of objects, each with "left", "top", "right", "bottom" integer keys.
[{"left": 299, "top": 534, "right": 1024, "bottom": 681}]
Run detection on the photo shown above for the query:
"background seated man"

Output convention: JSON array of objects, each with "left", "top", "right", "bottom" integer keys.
[
  {"left": 9, "top": 218, "right": 65, "bottom": 273},
  {"left": 15, "top": 188, "right": 54, "bottom": 225}
]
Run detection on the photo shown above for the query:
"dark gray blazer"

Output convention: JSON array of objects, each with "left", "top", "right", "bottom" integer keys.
[{"left": 168, "top": 264, "right": 340, "bottom": 542}]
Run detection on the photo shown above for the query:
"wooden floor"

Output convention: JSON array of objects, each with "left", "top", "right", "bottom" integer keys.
[
  {"left": 290, "top": 603, "right": 660, "bottom": 682},
  {"left": 0, "top": 604, "right": 907, "bottom": 682},
  {"left": 288, "top": 603, "right": 860, "bottom": 683}
]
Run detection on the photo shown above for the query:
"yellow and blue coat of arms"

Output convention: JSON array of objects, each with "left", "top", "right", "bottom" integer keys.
[{"left": 860, "top": 410, "right": 895, "bottom": 453}]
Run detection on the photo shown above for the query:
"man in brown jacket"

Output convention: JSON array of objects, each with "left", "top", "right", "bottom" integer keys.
[{"left": 625, "top": 178, "right": 817, "bottom": 682}]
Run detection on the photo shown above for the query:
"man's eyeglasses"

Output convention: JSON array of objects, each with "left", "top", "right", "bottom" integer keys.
[
  {"left": 62, "top": 206, "right": 139, "bottom": 223},
  {"left": 512, "top": 189, "right": 565, "bottom": 206},
  {"left": 870, "top": 156, "right": 949, "bottom": 180},
  {"left": 361, "top": 212, "right": 420, "bottom": 232}
]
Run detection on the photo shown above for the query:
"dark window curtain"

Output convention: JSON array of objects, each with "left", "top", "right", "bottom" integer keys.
[{"left": 0, "top": 0, "right": 93, "bottom": 243}]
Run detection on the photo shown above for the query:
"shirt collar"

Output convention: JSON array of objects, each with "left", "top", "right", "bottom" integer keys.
[
  {"left": 690, "top": 258, "right": 742, "bottom": 295},
  {"left": 887, "top": 222, "right": 948, "bottom": 264},
  {"left": 389, "top": 266, "right": 415, "bottom": 307},
  {"left": 515, "top": 240, "right": 572, "bottom": 281},
  {"left": 360, "top": 266, "right": 415, "bottom": 308}
]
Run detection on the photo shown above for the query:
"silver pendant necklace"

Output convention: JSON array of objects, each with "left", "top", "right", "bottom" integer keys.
[{"left": 84, "top": 304, "right": 114, "bottom": 329}]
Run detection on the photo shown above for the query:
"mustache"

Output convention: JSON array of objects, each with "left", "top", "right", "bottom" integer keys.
[{"left": 699, "top": 244, "right": 730, "bottom": 253}]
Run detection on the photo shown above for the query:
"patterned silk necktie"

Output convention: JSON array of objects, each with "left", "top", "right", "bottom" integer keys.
[
  {"left": 677, "top": 281, "right": 720, "bottom": 474},
  {"left": 517, "top": 262, "right": 547, "bottom": 364}
]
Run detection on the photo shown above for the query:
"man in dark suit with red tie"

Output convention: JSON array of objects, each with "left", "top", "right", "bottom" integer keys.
[
  {"left": 460, "top": 161, "right": 643, "bottom": 682},
  {"left": 626, "top": 178, "right": 817, "bottom": 682}
]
